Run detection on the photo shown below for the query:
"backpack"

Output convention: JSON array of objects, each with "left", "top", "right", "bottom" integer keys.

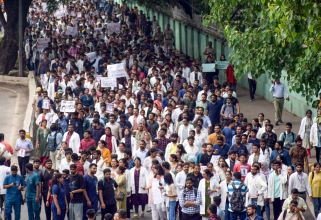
[
  {"left": 47, "top": 131, "right": 59, "bottom": 151},
  {"left": 230, "top": 182, "right": 245, "bottom": 212}
]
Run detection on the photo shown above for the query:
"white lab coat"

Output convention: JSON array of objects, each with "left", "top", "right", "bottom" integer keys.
[
  {"left": 129, "top": 167, "right": 148, "bottom": 194},
  {"left": 198, "top": 177, "right": 220, "bottom": 215},
  {"left": 298, "top": 116, "right": 312, "bottom": 138},
  {"left": 267, "top": 171, "right": 287, "bottom": 201},
  {"left": 310, "top": 122, "right": 320, "bottom": 147},
  {"left": 100, "top": 134, "right": 117, "bottom": 153},
  {"left": 62, "top": 132, "right": 80, "bottom": 155},
  {"left": 219, "top": 180, "right": 229, "bottom": 210},
  {"left": 244, "top": 173, "right": 267, "bottom": 207}
]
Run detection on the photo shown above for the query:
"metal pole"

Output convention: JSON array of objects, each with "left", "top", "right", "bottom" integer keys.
[{"left": 18, "top": 0, "right": 23, "bottom": 77}]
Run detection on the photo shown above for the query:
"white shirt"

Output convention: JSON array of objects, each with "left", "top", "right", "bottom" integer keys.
[
  {"left": 288, "top": 172, "right": 312, "bottom": 196},
  {"left": 59, "top": 158, "right": 73, "bottom": 173},
  {"left": 133, "top": 148, "right": 148, "bottom": 161},
  {"left": 175, "top": 170, "right": 187, "bottom": 193},
  {"left": 270, "top": 83, "right": 288, "bottom": 98},
  {"left": 0, "top": 165, "right": 11, "bottom": 194}
]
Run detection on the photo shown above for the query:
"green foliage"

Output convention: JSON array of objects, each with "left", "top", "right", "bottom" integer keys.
[
  {"left": 204, "top": 0, "right": 321, "bottom": 102},
  {"left": 46, "top": 0, "right": 69, "bottom": 13}
]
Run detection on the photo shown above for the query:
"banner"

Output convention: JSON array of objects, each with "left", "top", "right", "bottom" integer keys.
[
  {"left": 202, "top": 63, "right": 216, "bottom": 72},
  {"left": 60, "top": 100, "right": 76, "bottom": 113},
  {"left": 65, "top": 26, "right": 78, "bottom": 37},
  {"left": 107, "top": 63, "right": 128, "bottom": 78},
  {"left": 37, "top": 38, "right": 50, "bottom": 50},
  {"left": 85, "top": 52, "right": 96, "bottom": 62},
  {"left": 106, "top": 22, "right": 121, "bottom": 34},
  {"left": 100, "top": 77, "right": 117, "bottom": 88},
  {"left": 42, "top": 100, "right": 50, "bottom": 110},
  {"left": 215, "top": 61, "right": 229, "bottom": 70},
  {"left": 106, "top": 103, "right": 114, "bottom": 113}
]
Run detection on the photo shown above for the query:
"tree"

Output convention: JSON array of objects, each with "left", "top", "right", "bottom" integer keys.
[
  {"left": 0, "top": 0, "right": 32, "bottom": 75},
  {"left": 205, "top": 0, "right": 321, "bottom": 102},
  {"left": 0, "top": 0, "right": 63, "bottom": 75}
]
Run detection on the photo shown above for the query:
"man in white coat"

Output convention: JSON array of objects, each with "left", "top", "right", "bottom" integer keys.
[
  {"left": 62, "top": 124, "right": 80, "bottom": 155},
  {"left": 244, "top": 163, "right": 267, "bottom": 217},
  {"left": 310, "top": 118, "right": 321, "bottom": 163}
]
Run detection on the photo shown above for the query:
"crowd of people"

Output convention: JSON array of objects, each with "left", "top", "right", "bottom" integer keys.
[{"left": 0, "top": 0, "right": 321, "bottom": 220}]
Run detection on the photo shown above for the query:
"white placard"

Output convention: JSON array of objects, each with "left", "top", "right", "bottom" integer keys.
[
  {"left": 210, "top": 154, "right": 220, "bottom": 166},
  {"left": 42, "top": 99, "right": 50, "bottom": 109},
  {"left": 107, "top": 63, "right": 128, "bottom": 79},
  {"left": 60, "top": 100, "right": 76, "bottom": 113},
  {"left": 37, "top": 38, "right": 50, "bottom": 50},
  {"left": 106, "top": 103, "right": 114, "bottom": 113},
  {"left": 86, "top": 52, "right": 97, "bottom": 62},
  {"left": 17, "top": 149, "right": 26, "bottom": 157},
  {"left": 100, "top": 77, "right": 117, "bottom": 88},
  {"left": 106, "top": 22, "right": 121, "bottom": 34},
  {"left": 54, "top": 5, "right": 67, "bottom": 18},
  {"left": 202, "top": 63, "right": 216, "bottom": 72},
  {"left": 65, "top": 26, "right": 78, "bottom": 37}
]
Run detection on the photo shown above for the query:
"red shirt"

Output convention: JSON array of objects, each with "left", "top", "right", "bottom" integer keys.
[
  {"left": 75, "top": 161, "right": 84, "bottom": 176},
  {"left": 233, "top": 163, "right": 251, "bottom": 181},
  {"left": 80, "top": 138, "right": 96, "bottom": 152}
]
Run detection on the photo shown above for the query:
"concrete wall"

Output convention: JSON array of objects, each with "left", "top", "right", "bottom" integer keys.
[{"left": 116, "top": 0, "right": 315, "bottom": 117}]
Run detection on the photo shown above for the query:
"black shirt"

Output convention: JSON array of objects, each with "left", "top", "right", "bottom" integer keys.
[
  {"left": 40, "top": 169, "right": 54, "bottom": 194},
  {"left": 200, "top": 153, "right": 212, "bottom": 165},
  {"left": 187, "top": 172, "right": 203, "bottom": 188},
  {"left": 98, "top": 178, "right": 118, "bottom": 205},
  {"left": 69, "top": 174, "right": 85, "bottom": 203}
]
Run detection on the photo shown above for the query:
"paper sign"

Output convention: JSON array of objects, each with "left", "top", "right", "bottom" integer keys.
[
  {"left": 37, "top": 38, "right": 50, "bottom": 50},
  {"left": 65, "top": 26, "right": 78, "bottom": 37},
  {"left": 86, "top": 52, "right": 96, "bottom": 62},
  {"left": 210, "top": 154, "right": 220, "bottom": 166},
  {"left": 42, "top": 100, "right": 50, "bottom": 109},
  {"left": 54, "top": 5, "right": 67, "bottom": 18},
  {"left": 106, "top": 103, "right": 114, "bottom": 113},
  {"left": 17, "top": 149, "right": 26, "bottom": 157},
  {"left": 202, "top": 63, "right": 216, "bottom": 72},
  {"left": 107, "top": 63, "right": 128, "bottom": 78},
  {"left": 215, "top": 61, "right": 229, "bottom": 70},
  {"left": 60, "top": 100, "right": 76, "bottom": 113},
  {"left": 106, "top": 22, "right": 121, "bottom": 34},
  {"left": 100, "top": 77, "right": 117, "bottom": 88}
]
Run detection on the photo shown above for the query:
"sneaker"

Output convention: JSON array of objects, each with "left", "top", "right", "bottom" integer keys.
[{"left": 133, "top": 214, "right": 139, "bottom": 218}]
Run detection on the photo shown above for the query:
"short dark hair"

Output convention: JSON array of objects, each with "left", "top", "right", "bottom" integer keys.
[
  {"left": 89, "top": 163, "right": 97, "bottom": 168},
  {"left": 291, "top": 188, "right": 299, "bottom": 194},
  {"left": 86, "top": 209, "right": 96, "bottom": 218},
  {"left": 11, "top": 165, "right": 18, "bottom": 171},
  {"left": 233, "top": 172, "right": 242, "bottom": 180},
  {"left": 25, "top": 163, "right": 33, "bottom": 171}
]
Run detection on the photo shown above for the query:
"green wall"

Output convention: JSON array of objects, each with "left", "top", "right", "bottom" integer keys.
[{"left": 116, "top": 0, "right": 314, "bottom": 117}]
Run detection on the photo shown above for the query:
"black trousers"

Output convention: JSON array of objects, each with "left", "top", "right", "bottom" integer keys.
[
  {"left": 248, "top": 78, "right": 257, "bottom": 100},
  {"left": 101, "top": 203, "right": 117, "bottom": 219},
  {"left": 316, "top": 147, "right": 321, "bottom": 163},
  {"left": 42, "top": 193, "right": 51, "bottom": 220},
  {"left": 272, "top": 198, "right": 284, "bottom": 220},
  {"left": 182, "top": 213, "right": 201, "bottom": 220},
  {"left": 18, "top": 156, "right": 29, "bottom": 176}
]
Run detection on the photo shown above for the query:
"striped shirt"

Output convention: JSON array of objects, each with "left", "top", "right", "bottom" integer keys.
[
  {"left": 227, "top": 180, "right": 248, "bottom": 212},
  {"left": 178, "top": 188, "right": 201, "bottom": 214}
]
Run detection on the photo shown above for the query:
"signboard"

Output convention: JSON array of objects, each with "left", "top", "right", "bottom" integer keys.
[
  {"left": 100, "top": 77, "right": 117, "bottom": 88},
  {"left": 42, "top": 99, "right": 50, "bottom": 109},
  {"left": 65, "top": 26, "right": 78, "bottom": 37},
  {"left": 85, "top": 52, "right": 96, "bottom": 62},
  {"left": 60, "top": 100, "right": 76, "bottom": 113},
  {"left": 106, "top": 22, "right": 121, "bottom": 34},
  {"left": 37, "top": 38, "right": 50, "bottom": 50},
  {"left": 106, "top": 103, "right": 114, "bottom": 113},
  {"left": 215, "top": 61, "right": 229, "bottom": 70},
  {"left": 202, "top": 63, "right": 216, "bottom": 73},
  {"left": 107, "top": 63, "right": 128, "bottom": 78}
]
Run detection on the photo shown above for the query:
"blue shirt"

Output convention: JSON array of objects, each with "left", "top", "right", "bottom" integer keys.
[
  {"left": 51, "top": 184, "right": 66, "bottom": 209},
  {"left": 229, "top": 144, "right": 249, "bottom": 156},
  {"left": 227, "top": 180, "right": 248, "bottom": 212},
  {"left": 3, "top": 174, "right": 25, "bottom": 202},
  {"left": 84, "top": 174, "right": 98, "bottom": 208},
  {"left": 213, "top": 144, "right": 230, "bottom": 159},
  {"left": 222, "top": 127, "right": 235, "bottom": 146},
  {"left": 207, "top": 100, "right": 223, "bottom": 124},
  {"left": 25, "top": 171, "right": 40, "bottom": 200},
  {"left": 270, "top": 149, "right": 291, "bottom": 166}
]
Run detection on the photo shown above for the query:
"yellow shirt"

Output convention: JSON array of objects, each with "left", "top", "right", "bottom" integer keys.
[
  {"left": 309, "top": 171, "right": 321, "bottom": 197},
  {"left": 207, "top": 133, "right": 225, "bottom": 145},
  {"left": 97, "top": 147, "right": 111, "bottom": 164}
]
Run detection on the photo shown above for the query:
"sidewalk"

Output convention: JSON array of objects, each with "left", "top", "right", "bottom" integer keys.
[{"left": 237, "top": 87, "right": 301, "bottom": 136}]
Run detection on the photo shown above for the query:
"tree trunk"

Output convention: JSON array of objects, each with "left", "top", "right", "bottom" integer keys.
[{"left": 0, "top": 0, "right": 32, "bottom": 75}]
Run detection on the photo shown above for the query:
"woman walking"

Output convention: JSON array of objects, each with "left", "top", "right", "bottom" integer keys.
[
  {"left": 298, "top": 110, "right": 313, "bottom": 157},
  {"left": 36, "top": 119, "right": 50, "bottom": 164},
  {"left": 309, "top": 162, "right": 321, "bottom": 217},
  {"left": 51, "top": 173, "right": 67, "bottom": 220},
  {"left": 115, "top": 166, "right": 127, "bottom": 210},
  {"left": 130, "top": 157, "right": 149, "bottom": 218},
  {"left": 164, "top": 173, "right": 177, "bottom": 220}
]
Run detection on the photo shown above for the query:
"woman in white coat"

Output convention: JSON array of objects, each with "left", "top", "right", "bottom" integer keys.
[
  {"left": 219, "top": 170, "right": 233, "bottom": 220},
  {"left": 100, "top": 127, "right": 117, "bottom": 153},
  {"left": 310, "top": 118, "right": 321, "bottom": 163},
  {"left": 298, "top": 110, "right": 313, "bottom": 157},
  {"left": 198, "top": 169, "right": 220, "bottom": 220},
  {"left": 129, "top": 157, "right": 149, "bottom": 218}
]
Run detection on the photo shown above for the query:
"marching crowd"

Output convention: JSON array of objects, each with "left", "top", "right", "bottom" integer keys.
[{"left": 1, "top": 0, "right": 321, "bottom": 220}]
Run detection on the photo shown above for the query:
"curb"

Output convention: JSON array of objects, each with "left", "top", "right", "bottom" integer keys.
[
  {"left": 23, "top": 72, "right": 36, "bottom": 134},
  {"left": 0, "top": 75, "right": 29, "bottom": 86}
]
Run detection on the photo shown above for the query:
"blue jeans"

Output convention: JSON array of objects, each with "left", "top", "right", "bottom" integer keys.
[
  {"left": 229, "top": 211, "right": 246, "bottom": 220},
  {"left": 313, "top": 198, "right": 321, "bottom": 217},
  {"left": 225, "top": 201, "right": 230, "bottom": 220},
  {"left": 168, "top": 201, "right": 176, "bottom": 220},
  {"left": 52, "top": 206, "right": 66, "bottom": 220},
  {"left": 250, "top": 198, "right": 262, "bottom": 217},
  {"left": 5, "top": 201, "right": 21, "bottom": 220},
  {"left": 26, "top": 198, "right": 41, "bottom": 220}
]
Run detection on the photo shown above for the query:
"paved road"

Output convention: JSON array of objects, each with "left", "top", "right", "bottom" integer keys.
[{"left": 0, "top": 81, "right": 315, "bottom": 219}]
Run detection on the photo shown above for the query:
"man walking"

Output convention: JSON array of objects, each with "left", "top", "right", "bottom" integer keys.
[
  {"left": 247, "top": 73, "right": 257, "bottom": 101},
  {"left": 69, "top": 164, "right": 85, "bottom": 220},
  {"left": 3, "top": 165, "right": 24, "bottom": 220},
  {"left": 270, "top": 79, "right": 289, "bottom": 126},
  {"left": 25, "top": 163, "right": 41, "bottom": 220},
  {"left": 15, "top": 129, "right": 33, "bottom": 177}
]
